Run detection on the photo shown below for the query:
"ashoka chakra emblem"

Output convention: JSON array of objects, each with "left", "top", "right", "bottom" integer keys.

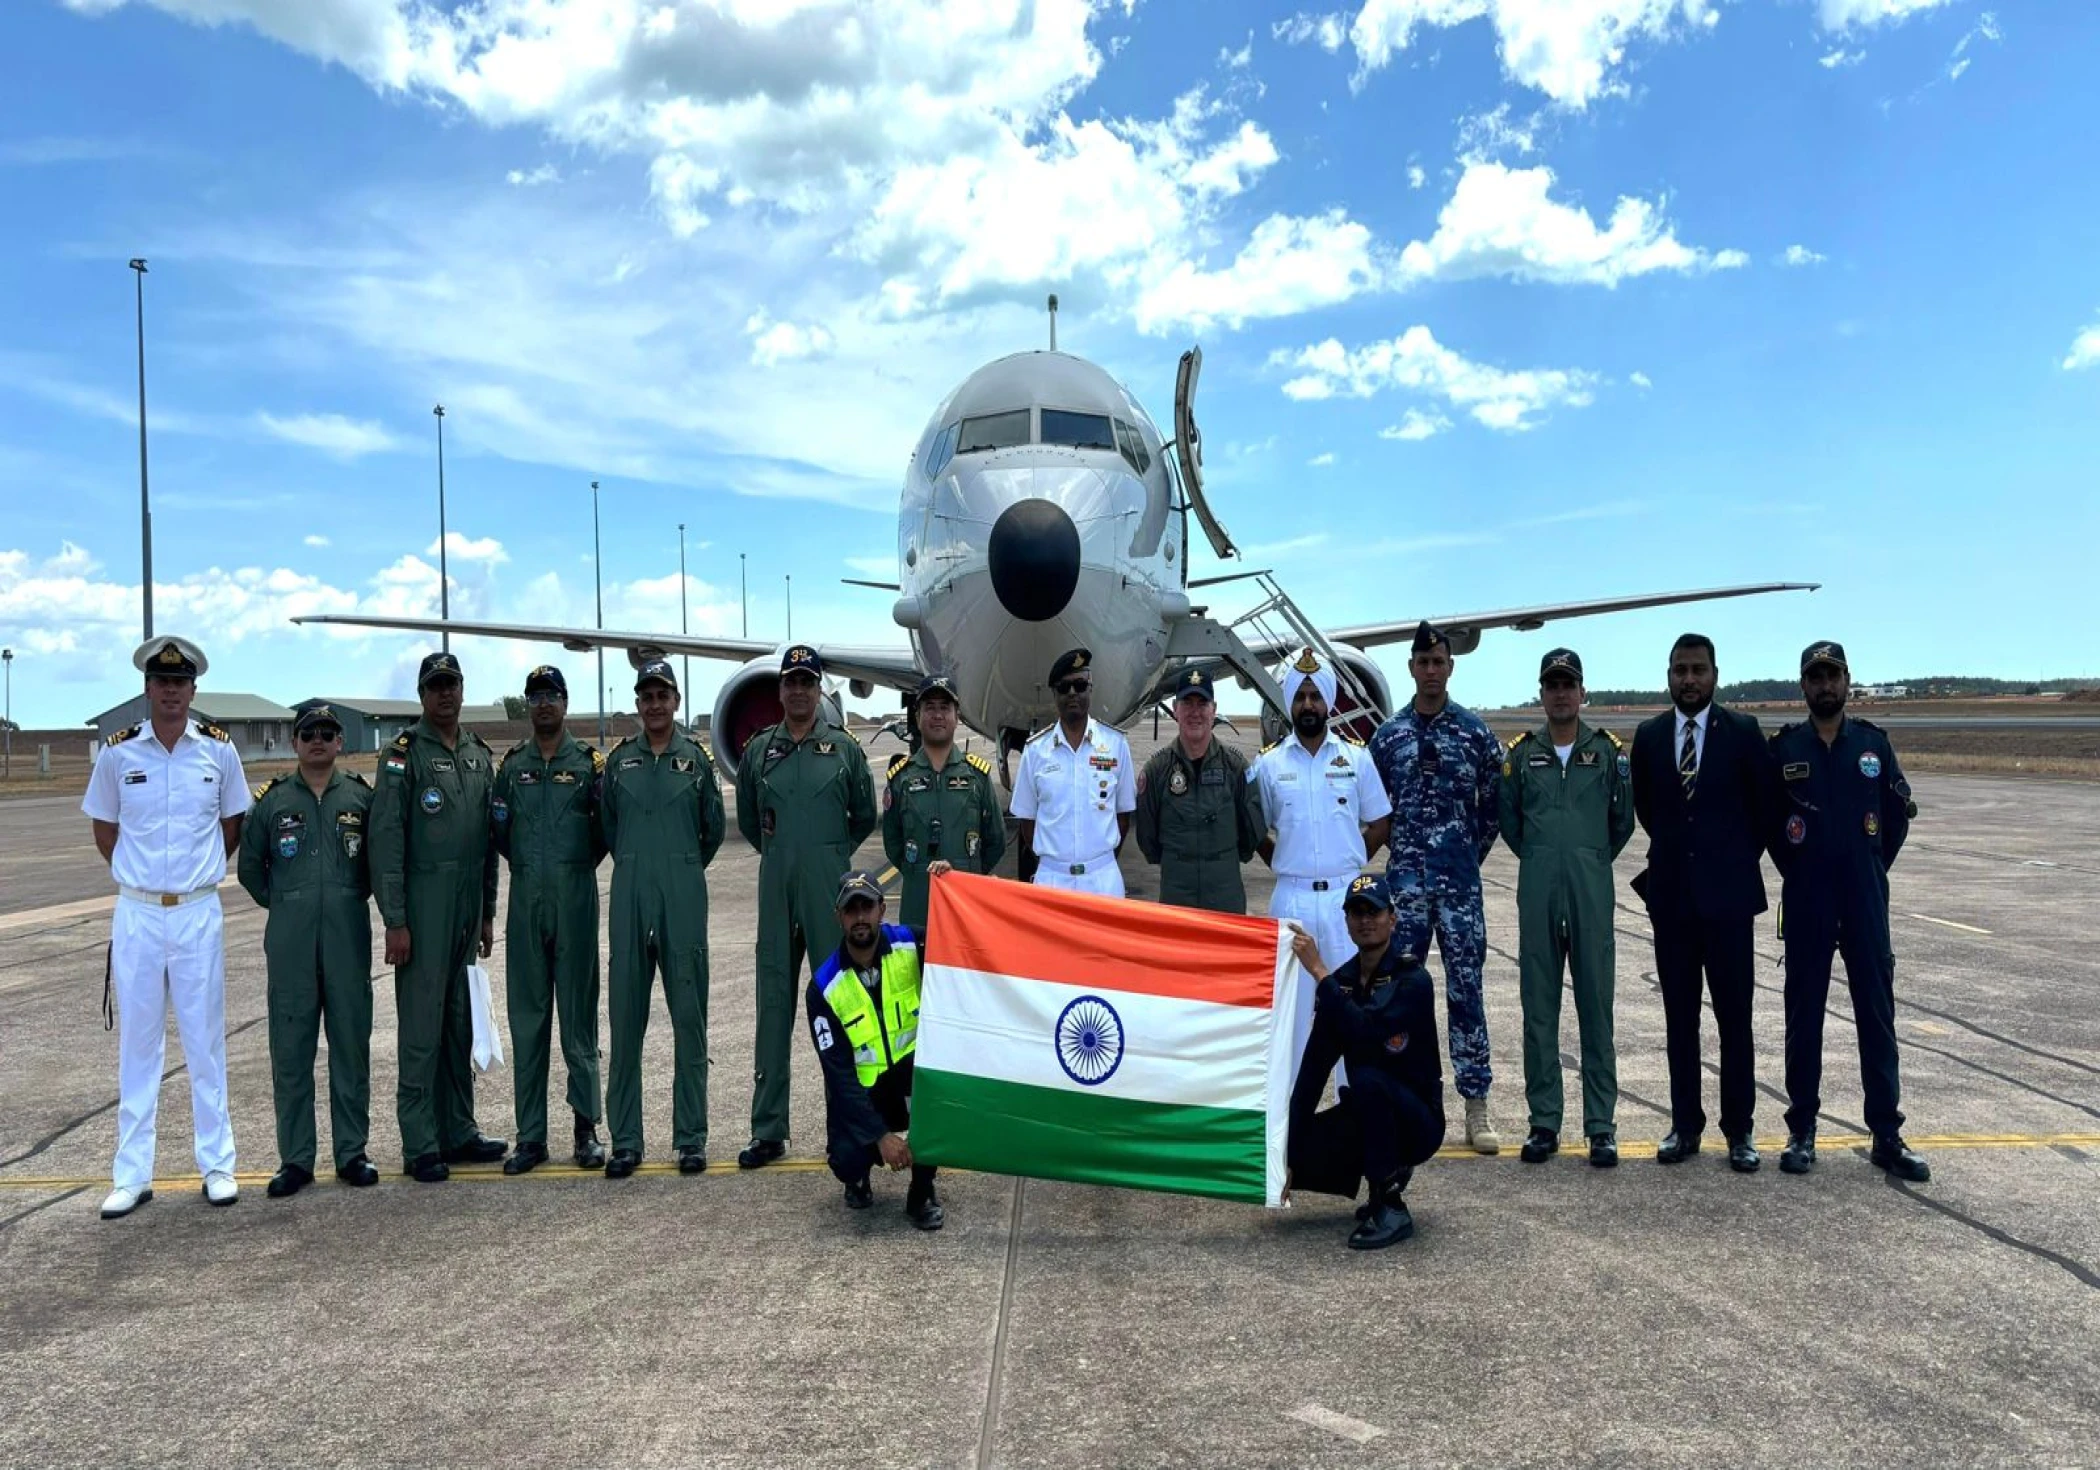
[{"left": 1055, "top": 995, "right": 1125, "bottom": 1087}]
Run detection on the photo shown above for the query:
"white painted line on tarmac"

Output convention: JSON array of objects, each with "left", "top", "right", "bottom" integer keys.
[
  {"left": 1288, "top": 1404, "right": 1385, "bottom": 1445},
  {"left": 1908, "top": 913, "right": 1992, "bottom": 935},
  {"left": 2024, "top": 860, "right": 2057, "bottom": 867}
]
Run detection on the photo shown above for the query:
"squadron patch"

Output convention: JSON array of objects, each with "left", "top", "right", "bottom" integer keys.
[
  {"left": 965, "top": 830, "right": 981, "bottom": 858},
  {"left": 1859, "top": 752, "right": 1882, "bottom": 778},
  {"left": 492, "top": 796, "right": 509, "bottom": 825},
  {"left": 1864, "top": 813, "right": 1880, "bottom": 837},
  {"left": 1785, "top": 814, "right": 1806, "bottom": 845},
  {"left": 419, "top": 787, "right": 444, "bottom": 815},
  {"left": 1167, "top": 767, "right": 1189, "bottom": 796}
]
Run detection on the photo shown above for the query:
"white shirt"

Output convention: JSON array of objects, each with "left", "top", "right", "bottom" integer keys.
[
  {"left": 82, "top": 720, "right": 251, "bottom": 893},
  {"left": 1674, "top": 706, "right": 1709, "bottom": 774},
  {"left": 1554, "top": 742, "right": 1574, "bottom": 767},
  {"left": 1252, "top": 732, "right": 1391, "bottom": 880},
  {"left": 1009, "top": 718, "right": 1136, "bottom": 863}
]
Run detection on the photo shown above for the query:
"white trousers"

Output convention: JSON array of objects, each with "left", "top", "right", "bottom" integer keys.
[
  {"left": 1271, "top": 875, "right": 1357, "bottom": 1094},
  {"left": 1033, "top": 855, "right": 1125, "bottom": 899},
  {"left": 110, "top": 894, "right": 236, "bottom": 1190}
]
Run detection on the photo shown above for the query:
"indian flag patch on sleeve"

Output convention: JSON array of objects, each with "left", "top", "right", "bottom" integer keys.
[{"left": 910, "top": 873, "right": 1306, "bottom": 1206}]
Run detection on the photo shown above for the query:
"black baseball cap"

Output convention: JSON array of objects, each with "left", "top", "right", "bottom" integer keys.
[
  {"left": 1539, "top": 648, "right": 1583, "bottom": 681},
  {"left": 524, "top": 665, "right": 567, "bottom": 696},
  {"left": 1342, "top": 874, "right": 1394, "bottom": 912},
  {"left": 294, "top": 705, "right": 342, "bottom": 738},
  {"left": 1801, "top": 640, "right": 1849, "bottom": 675},
  {"left": 834, "top": 869, "right": 885, "bottom": 908},
  {"left": 417, "top": 651, "right": 463, "bottom": 688},
  {"left": 781, "top": 645, "right": 824, "bottom": 679},
  {"left": 1172, "top": 666, "right": 1214, "bottom": 703},
  {"left": 1410, "top": 621, "right": 1450, "bottom": 655},
  {"left": 916, "top": 673, "right": 960, "bottom": 702},
  {"left": 634, "top": 659, "right": 678, "bottom": 691}
]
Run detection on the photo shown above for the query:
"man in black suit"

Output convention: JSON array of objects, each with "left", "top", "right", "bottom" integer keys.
[{"left": 1630, "top": 634, "right": 1768, "bottom": 1172}]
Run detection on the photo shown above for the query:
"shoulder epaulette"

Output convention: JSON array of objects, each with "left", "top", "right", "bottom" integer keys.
[
  {"left": 965, "top": 751, "right": 993, "bottom": 777},
  {"left": 107, "top": 723, "right": 143, "bottom": 747},
  {"left": 1027, "top": 724, "right": 1057, "bottom": 743},
  {"left": 886, "top": 752, "right": 911, "bottom": 780},
  {"left": 609, "top": 734, "right": 638, "bottom": 754},
  {"left": 1259, "top": 737, "right": 1283, "bottom": 754},
  {"left": 1851, "top": 716, "right": 1883, "bottom": 733},
  {"left": 1506, "top": 731, "right": 1531, "bottom": 749},
  {"left": 467, "top": 729, "right": 492, "bottom": 749},
  {"left": 1770, "top": 722, "right": 1797, "bottom": 740},
  {"left": 1603, "top": 729, "right": 1625, "bottom": 750},
  {"left": 589, "top": 746, "right": 607, "bottom": 774},
  {"left": 347, "top": 770, "right": 372, "bottom": 787},
  {"left": 390, "top": 732, "right": 412, "bottom": 751},
  {"left": 199, "top": 723, "right": 231, "bottom": 742},
  {"left": 1342, "top": 733, "right": 1366, "bottom": 748},
  {"left": 834, "top": 723, "right": 861, "bottom": 744},
  {"left": 250, "top": 776, "right": 280, "bottom": 801}
]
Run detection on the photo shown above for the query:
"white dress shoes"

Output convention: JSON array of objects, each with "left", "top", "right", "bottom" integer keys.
[
  {"left": 100, "top": 1185, "right": 153, "bottom": 1219},
  {"left": 203, "top": 1171, "right": 239, "bottom": 1207}
]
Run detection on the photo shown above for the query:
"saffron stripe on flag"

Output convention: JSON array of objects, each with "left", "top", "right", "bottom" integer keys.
[
  {"left": 926, "top": 872, "right": 1280, "bottom": 1009},
  {"left": 918, "top": 964, "right": 1271, "bottom": 1113},
  {"left": 910, "top": 1068, "right": 1270, "bottom": 1205}
]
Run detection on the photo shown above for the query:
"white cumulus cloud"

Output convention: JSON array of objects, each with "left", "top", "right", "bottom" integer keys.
[
  {"left": 1274, "top": 326, "right": 1599, "bottom": 432},
  {"left": 1781, "top": 244, "right": 1827, "bottom": 267},
  {"left": 1629, "top": 370, "right": 1653, "bottom": 389},
  {"left": 1308, "top": 451, "right": 1336, "bottom": 467},
  {"left": 303, "top": 534, "right": 331, "bottom": 548},
  {"left": 1407, "top": 163, "right": 1426, "bottom": 189},
  {"left": 1817, "top": 0, "right": 1958, "bottom": 31},
  {"left": 1347, "top": 0, "right": 1722, "bottom": 108},
  {"left": 1819, "top": 47, "right": 1866, "bottom": 67},
  {"left": 744, "top": 310, "right": 837, "bottom": 368},
  {"left": 1272, "top": 11, "right": 1349, "bottom": 50},
  {"left": 506, "top": 163, "right": 560, "bottom": 187},
  {"left": 256, "top": 411, "right": 403, "bottom": 458},
  {"left": 1379, "top": 408, "right": 1452, "bottom": 441},
  {"left": 2064, "top": 316, "right": 2100, "bottom": 372},
  {"left": 1136, "top": 210, "right": 1388, "bottom": 334}
]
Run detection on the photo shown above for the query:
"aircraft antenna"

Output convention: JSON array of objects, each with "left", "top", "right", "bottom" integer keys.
[{"left": 1047, "top": 293, "right": 1058, "bottom": 351}]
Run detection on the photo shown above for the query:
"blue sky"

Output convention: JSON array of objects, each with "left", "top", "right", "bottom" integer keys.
[{"left": 3, "top": 0, "right": 2097, "bottom": 731}]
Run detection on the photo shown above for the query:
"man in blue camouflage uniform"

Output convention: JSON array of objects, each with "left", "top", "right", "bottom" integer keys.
[{"left": 1369, "top": 621, "right": 1504, "bottom": 1154}]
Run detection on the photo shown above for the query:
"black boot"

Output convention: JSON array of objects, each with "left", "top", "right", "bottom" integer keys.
[
  {"left": 573, "top": 1113, "right": 607, "bottom": 1170},
  {"left": 266, "top": 1163, "right": 314, "bottom": 1198}
]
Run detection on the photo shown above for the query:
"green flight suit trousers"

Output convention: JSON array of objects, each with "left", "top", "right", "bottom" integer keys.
[
  {"left": 269, "top": 956, "right": 373, "bottom": 1172},
  {"left": 1517, "top": 866, "right": 1619, "bottom": 1137},
  {"left": 506, "top": 876, "right": 602, "bottom": 1147}
]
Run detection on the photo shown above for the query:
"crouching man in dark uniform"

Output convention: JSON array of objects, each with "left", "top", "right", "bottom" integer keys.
[
  {"left": 1285, "top": 874, "right": 1447, "bottom": 1251},
  {"left": 805, "top": 869, "right": 943, "bottom": 1230}
]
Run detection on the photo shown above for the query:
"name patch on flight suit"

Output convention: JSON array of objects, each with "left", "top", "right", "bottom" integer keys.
[
  {"left": 906, "top": 776, "right": 931, "bottom": 794},
  {"left": 1200, "top": 766, "right": 1225, "bottom": 786},
  {"left": 516, "top": 769, "right": 540, "bottom": 785},
  {"left": 619, "top": 757, "right": 644, "bottom": 771},
  {"left": 431, "top": 759, "right": 454, "bottom": 773},
  {"left": 1783, "top": 762, "right": 1809, "bottom": 781},
  {"left": 1576, "top": 750, "right": 1600, "bottom": 767},
  {"left": 338, "top": 811, "right": 363, "bottom": 858},
  {"left": 1527, "top": 754, "right": 1552, "bottom": 767},
  {"left": 123, "top": 770, "right": 147, "bottom": 785}
]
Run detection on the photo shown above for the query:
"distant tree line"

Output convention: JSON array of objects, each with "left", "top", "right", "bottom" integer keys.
[{"left": 1583, "top": 675, "right": 2097, "bottom": 705}]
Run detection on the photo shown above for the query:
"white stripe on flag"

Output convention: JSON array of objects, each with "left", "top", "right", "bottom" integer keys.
[
  {"left": 1264, "top": 927, "right": 1309, "bottom": 1205},
  {"left": 919, "top": 964, "right": 1270, "bottom": 1114}
]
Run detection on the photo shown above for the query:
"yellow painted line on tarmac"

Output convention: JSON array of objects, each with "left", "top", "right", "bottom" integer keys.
[
  {"left": 3, "top": 1134, "right": 2094, "bottom": 1192},
  {"left": 1908, "top": 912, "right": 1993, "bottom": 936}
]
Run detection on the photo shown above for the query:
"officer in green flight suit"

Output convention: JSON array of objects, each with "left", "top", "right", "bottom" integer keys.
[
  {"left": 1134, "top": 667, "right": 1263, "bottom": 913},
  {"left": 881, "top": 673, "right": 1006, "bottom": 930},
  {"left": 368, "top": 651, "right": 506, "bottom": 1183},
  {"left": 237, "top": 704, "right": 381, "bottom": 1197},
  {"left": 1497, "top": 648, "right": 1637, "bottom": 1169},
  {"left": 734, "top": 644, "right": 878, "bottom": 1168},
  {"left": 599, "top": 659, "right": 725, "bottom": 1178},
  {"left": 491, "top": 664, "right": 609, "bottom": 1175}
]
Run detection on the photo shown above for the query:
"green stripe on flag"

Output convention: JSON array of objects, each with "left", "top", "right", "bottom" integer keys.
[{"left": 911, "top": 1068, "right": 1268, "bottom": 1205}]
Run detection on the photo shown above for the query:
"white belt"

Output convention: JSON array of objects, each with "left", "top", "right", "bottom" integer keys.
[{"left": 118, "top": 884, "right": 216, "bottom": 908}]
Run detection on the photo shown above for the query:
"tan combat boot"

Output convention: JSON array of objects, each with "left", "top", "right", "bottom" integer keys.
[{"left": 1465, "top": 1096, "right": 1501, "bottom": 1155}]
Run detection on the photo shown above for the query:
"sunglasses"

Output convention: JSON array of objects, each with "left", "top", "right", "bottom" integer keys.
[
  {"left": 525, "top": 691, "right": 564, "bottom": 707},
  {"left": 297, "top": 728, "right": 340, "bottom": 743},
  {"left": 1054, "top": 680, "right": 1091, "bottom": 696}
]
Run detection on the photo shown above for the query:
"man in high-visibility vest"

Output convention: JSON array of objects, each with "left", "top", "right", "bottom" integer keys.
[{"left": 804, "top": 869, "right": 942, "bottom": 1230}]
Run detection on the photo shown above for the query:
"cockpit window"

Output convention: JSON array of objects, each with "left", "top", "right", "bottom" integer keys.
[
  {"left": 924, "top": 422, "right": 959, "bottom": 479},
  {"left": 1113, "top": 419, "right": 1151, "bottom": 476},
  {"left": 956, "top": 410, "right": 1031, "bottom": 454},
  {"left": 1041, "top": 409, "right": 1116, "bottom": 451}
]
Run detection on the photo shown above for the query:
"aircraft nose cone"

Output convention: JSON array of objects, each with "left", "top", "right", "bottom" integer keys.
[{"left": 987, "top": 498, "right": 1081, "bottom": 622}]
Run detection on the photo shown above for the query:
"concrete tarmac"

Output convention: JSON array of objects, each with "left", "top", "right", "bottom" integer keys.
[{"left": 1, "top": 734, "right": 2096, "bottom": 1468}]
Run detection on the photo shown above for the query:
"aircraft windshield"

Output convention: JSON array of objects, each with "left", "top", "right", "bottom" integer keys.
[
  {"left": 957, "top": 410, "right": 1030, "bottom": 454},
  {"left": 1041, "top": 409, "right": 1116, "bottom": 450}
]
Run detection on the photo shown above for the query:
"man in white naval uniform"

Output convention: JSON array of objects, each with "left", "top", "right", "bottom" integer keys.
[
  {"left": 1252, "top": 648, "right": 1392, "bottom": 968},
  {"left": 81, "top": 636, "right": 251, "bottom": 1218},
  {"left": 1010, "top": 648, "right": 1137, "bottom": 899}
]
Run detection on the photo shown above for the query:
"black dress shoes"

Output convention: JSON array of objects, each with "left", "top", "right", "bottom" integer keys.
[
  {"left": 1780, "top": 1134, "right": 1816, "bottom": 1175},
  {"left": 336, "top": 1155, "right": 380, "bottom": 1187},
  {"left": 408, "top": 1154, "right": 451, "bottom": 1184},
  {"left": 678, "top": 1147, "right": 708, "bottom": 1175},
  {"left": 573, "top": 1115, "right": 607, "bottom": 1170},
  {"left": 1519, "top": 1128, "right": 1559, "bottom": 1163},
  {"left": 441, "top": 1134, "right": 508, "bottom": 1165},
  {"left": 1655, "top": 1130, "right": 1701, "bottom": 1165},
  {"left": 266, "top": 1163, "right": 314, "bottom": 1198},
  {"left": 1870, "top": 1135, "right": 1931, "bottom": 1182},
  {"left": 737, "top": 1138, "right": 787, "bottom": 1170},
  {"left": 1354, "top": 1170, "right": 1412, "bottom": 1221},
  {"left": 503, "top": 1142, "right": 549, "bottom": 1176},
  {"left": 904, "top": 1185, "right": 945, "bottom": 1231},
  {"left": 604, "top": 1149, "right": 641, "bottom": 1179},
  {"left": 1347, "top": 1200, "right": 1415, "bottom": 1250},
  {"left": 1727, "top": 1135, "right": 1761, "bottom": 1173},
  {"left": 843, "top": 1175, "right": 874, "bottom": 1209},
  {"left": 1588, "top": 1133, "right": 1619, "bottom": 1168}
]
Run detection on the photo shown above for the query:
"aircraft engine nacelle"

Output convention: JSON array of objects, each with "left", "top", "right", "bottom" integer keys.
[
  {"left": 1258, "top": 644, "right": 1393, "bottom": 746},
  {"left": 707, "top": 656, "right": 844, "bottom": 773}
]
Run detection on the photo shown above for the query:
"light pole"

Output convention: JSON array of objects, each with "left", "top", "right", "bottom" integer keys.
[
  {"left": 2, "top": 647, "right": 12, "bottom": 782},
  {"left": 591, "top": 479, "right": 606, "bottom": 744},
  {"left": 740, "top": 552, "right": 747, "bottom": 638},
  {"left": 433, "top": 404, "right": 450, "bottom": 651},
  {"left": 677, "top": 522, "right": 691, "bottom": 696},
  {"left": 128, "top": 259, "right": 153, "bottom": 641},
  {"left": 785, "top": 573, "right": 793, "bottom": 640}
]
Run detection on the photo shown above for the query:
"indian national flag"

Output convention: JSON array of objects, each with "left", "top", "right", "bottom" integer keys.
[{"left": 910, "top": 872, "right": 1306, "bottom": 1207}]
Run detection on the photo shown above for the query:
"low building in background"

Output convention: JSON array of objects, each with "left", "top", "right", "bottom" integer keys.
[{"left": 87, "top": 692, "right": 297, "bottom": 762}]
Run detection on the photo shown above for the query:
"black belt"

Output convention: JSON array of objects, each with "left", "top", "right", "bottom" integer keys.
[{"left": 1311, "top": 880, "right": 1330, "bottom": 892}]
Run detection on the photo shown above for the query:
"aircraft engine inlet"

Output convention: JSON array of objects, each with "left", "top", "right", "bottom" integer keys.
[{"left": 708, "top": 656, "right": 845, "bottom": 772}]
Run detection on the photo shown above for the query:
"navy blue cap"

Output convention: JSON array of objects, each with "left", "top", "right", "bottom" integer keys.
[
  {"left": 1342, "top": 874, "right": 1394, "bottom": 912},
  {"left": 834, "top": 868, "right": 885, "bottom": 908},
  {"left": 294, "top": 705, "right": 341, "bottom": 738},
  {"left": 1172, "top": 666, "right": 1215, "bottom": 703},
  {"left": 417, "top": 651, "right": 462, "bottom": 688},
  {"left": 1539, "top": 648, "right": 1583, "bottom": 680},
  {"left": 1801, "top": 640, "right": 1848, "bottom": 675},
  {"left": 1410, "top": 621, "right": 1450, "bottom": 655},
  {"left": 634, "top": 659, "right": 677, "bottom": 691},
  {"left": 781, "top": 645, "right": 824, "bottom": 679},
  {"left": 524, "top": 664, "right": 567, "bottom": 696},
  {"left": 1049, "top": 648, "right": 1092, "bottom": 685},
  {"left": 916, "top": 673, "right": 960, "bottom": 702}
]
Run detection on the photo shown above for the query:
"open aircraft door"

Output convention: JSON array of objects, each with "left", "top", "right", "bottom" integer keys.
[{"left": 1174, "top": 347, "right": 1238, "bottom": 561}]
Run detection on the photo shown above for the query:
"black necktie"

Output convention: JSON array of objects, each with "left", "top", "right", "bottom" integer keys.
[{"left": 1679, "top": 719, "right": 1698, "bottom": 798}]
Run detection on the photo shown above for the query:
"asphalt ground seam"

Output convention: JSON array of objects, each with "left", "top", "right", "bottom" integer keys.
[
  {"left": 0, "top": 1184, "right": 88, "bottom": 1231},
  {"left": 976, "top": 1177, "right": 1026, "bottom": 1470},
  {"left": 1876, "top": 1167, "right": 2100, "bottom": 1292}
]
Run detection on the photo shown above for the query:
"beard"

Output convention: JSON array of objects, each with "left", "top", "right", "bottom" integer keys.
[
  {"left": 1672, "top": 687, "right": 1713, "bottom": 717},
  {"left": 1293, "top": 708, "right": 1327, "bottom": 738},
  {"left": 1807, "top": 689, "right": 1846, "bottom": 720}
]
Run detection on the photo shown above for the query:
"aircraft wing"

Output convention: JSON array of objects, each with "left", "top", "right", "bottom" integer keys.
[
  {"left": 1242, "top": 581, "right": 1820, "bottom": 659},
  {"left": 292, "top": 613, "right": 925, "bottom": 692}
]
